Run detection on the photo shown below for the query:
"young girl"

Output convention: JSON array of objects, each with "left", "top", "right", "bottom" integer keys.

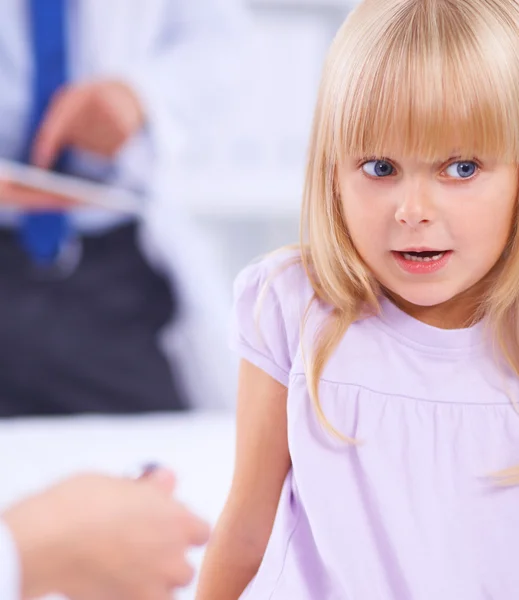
[{"left": 196, "top": 0, "right": 519, "bottom": 598}]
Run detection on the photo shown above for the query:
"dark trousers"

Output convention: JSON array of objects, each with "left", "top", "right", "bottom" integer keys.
[{"left": 0, "top": 221, "right": 186, "bottom": 416}]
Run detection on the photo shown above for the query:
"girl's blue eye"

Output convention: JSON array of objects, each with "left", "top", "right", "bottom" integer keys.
[
  {"left": 444, "top": 161, "right": 478, "bottom": 179},
  {"left": 362, "top": 160, "right": 394, "bottom": 177}
]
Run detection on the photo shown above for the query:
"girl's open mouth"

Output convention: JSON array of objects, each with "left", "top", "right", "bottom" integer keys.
[{"left": 392, "top": 250, "right": 453, "bottom": 274}]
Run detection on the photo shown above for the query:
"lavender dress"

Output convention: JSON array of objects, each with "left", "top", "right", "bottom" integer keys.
[{"left": 230, "top": 251, "right": 519, "bottom": 600}]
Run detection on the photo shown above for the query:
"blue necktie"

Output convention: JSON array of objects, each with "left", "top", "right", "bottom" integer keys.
[{"left": 21, "top": 0, "right": 70, "bottom": 264}]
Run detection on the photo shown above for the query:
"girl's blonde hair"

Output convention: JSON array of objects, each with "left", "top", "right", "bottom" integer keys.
[{"left": 299, "top": 0, "right": 519, "bottom": 483}]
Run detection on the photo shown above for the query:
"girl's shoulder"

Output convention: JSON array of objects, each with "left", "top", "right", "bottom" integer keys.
[
  {"left": 230, "top": 248, "right": 318, "bottom": 385},
  {"left": 234, "top": 247, "right": 314, "bottom": 308}
]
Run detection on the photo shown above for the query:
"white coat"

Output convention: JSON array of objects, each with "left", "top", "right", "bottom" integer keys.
[{"left": 84, "top": 0, "right": 245, "bottom": 410}]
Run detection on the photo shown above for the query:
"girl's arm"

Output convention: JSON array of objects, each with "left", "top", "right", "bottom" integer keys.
[{"left": 195, "top": 359, "right": 290, "bottom": 600}]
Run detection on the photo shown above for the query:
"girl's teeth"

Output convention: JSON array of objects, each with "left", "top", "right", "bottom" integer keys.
[{"left": 402, "top": 252, "right": 445, "bottom": 262}]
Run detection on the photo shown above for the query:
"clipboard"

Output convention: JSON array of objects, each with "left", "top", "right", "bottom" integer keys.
[{"left": 0, "top": 158, "right": 143, "bottom": 215}]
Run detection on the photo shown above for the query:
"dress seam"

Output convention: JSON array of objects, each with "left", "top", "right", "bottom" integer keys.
[{"left": 289, "top": 373, "right": 510, "bottom": 406}]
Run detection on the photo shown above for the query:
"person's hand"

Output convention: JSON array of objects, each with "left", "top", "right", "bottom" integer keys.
[
  {"left": 0, "top": 180, "right": 79, "bottom": 209},
  {"left": 2, "top": 470, "right": 210, "bottom": 600},
  {"left": 31, "top": 80, "right": 145, "bottom": 168}
]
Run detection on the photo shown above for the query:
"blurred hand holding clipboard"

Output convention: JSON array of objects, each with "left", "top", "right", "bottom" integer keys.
[{"left": 0, "top": 158, "right": 143, "bottom": 215}]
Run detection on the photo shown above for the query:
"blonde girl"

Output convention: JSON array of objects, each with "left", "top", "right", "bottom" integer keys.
[{"left": 197, "top": 1, "right": 519, "bottom": 598}]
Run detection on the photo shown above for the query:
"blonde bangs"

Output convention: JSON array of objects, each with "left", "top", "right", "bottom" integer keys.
[{"left": 327, "top": 0, "right": 519, "bottom": 164}]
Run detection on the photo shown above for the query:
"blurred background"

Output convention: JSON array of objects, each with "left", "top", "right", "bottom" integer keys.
[
  {"left": 187, "top": 0, "right": 352, "bottom": 281},
  {"left": 0, "top": 1, "right": 356, "bottom": 598}
]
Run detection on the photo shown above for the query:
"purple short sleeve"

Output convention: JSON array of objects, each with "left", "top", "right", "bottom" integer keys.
[{"left": 230, "top": 261, "right": 292, "bottom": 386}]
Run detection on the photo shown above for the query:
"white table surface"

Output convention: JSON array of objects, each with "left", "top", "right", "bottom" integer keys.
[{"left": 0, "top": 411, "right": 237, "bottom": 600}]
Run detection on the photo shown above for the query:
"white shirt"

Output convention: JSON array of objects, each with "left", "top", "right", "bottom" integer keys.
[
  {"left": 0, "top": 520, "right": 20, "bottom": 600},
  {"left": 0, "top": 0, "right": 245, "bottom": 231}
]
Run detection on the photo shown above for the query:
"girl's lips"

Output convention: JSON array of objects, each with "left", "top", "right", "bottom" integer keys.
[{"left": 392, "top": 250, "right": 453, "bottom": 274}]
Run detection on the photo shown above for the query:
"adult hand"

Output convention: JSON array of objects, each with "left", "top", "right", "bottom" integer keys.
[
  {"left": 2, "top": 470, "right": 210, "bottom": 600},
  {"left": 31, "top": 80, "right": 145, "bottom": 168},
  {"left": 0, "top": 180, "right": 78, "bottom": 209}
]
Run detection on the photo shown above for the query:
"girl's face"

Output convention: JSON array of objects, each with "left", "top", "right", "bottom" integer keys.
[{"left": 339, "top": 155, "right": 518, "bottom": 321}]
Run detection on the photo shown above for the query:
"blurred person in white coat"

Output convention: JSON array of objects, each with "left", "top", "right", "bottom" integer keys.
[{"left": 0, "top": 0, "right": 243, "bottom": 416}]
